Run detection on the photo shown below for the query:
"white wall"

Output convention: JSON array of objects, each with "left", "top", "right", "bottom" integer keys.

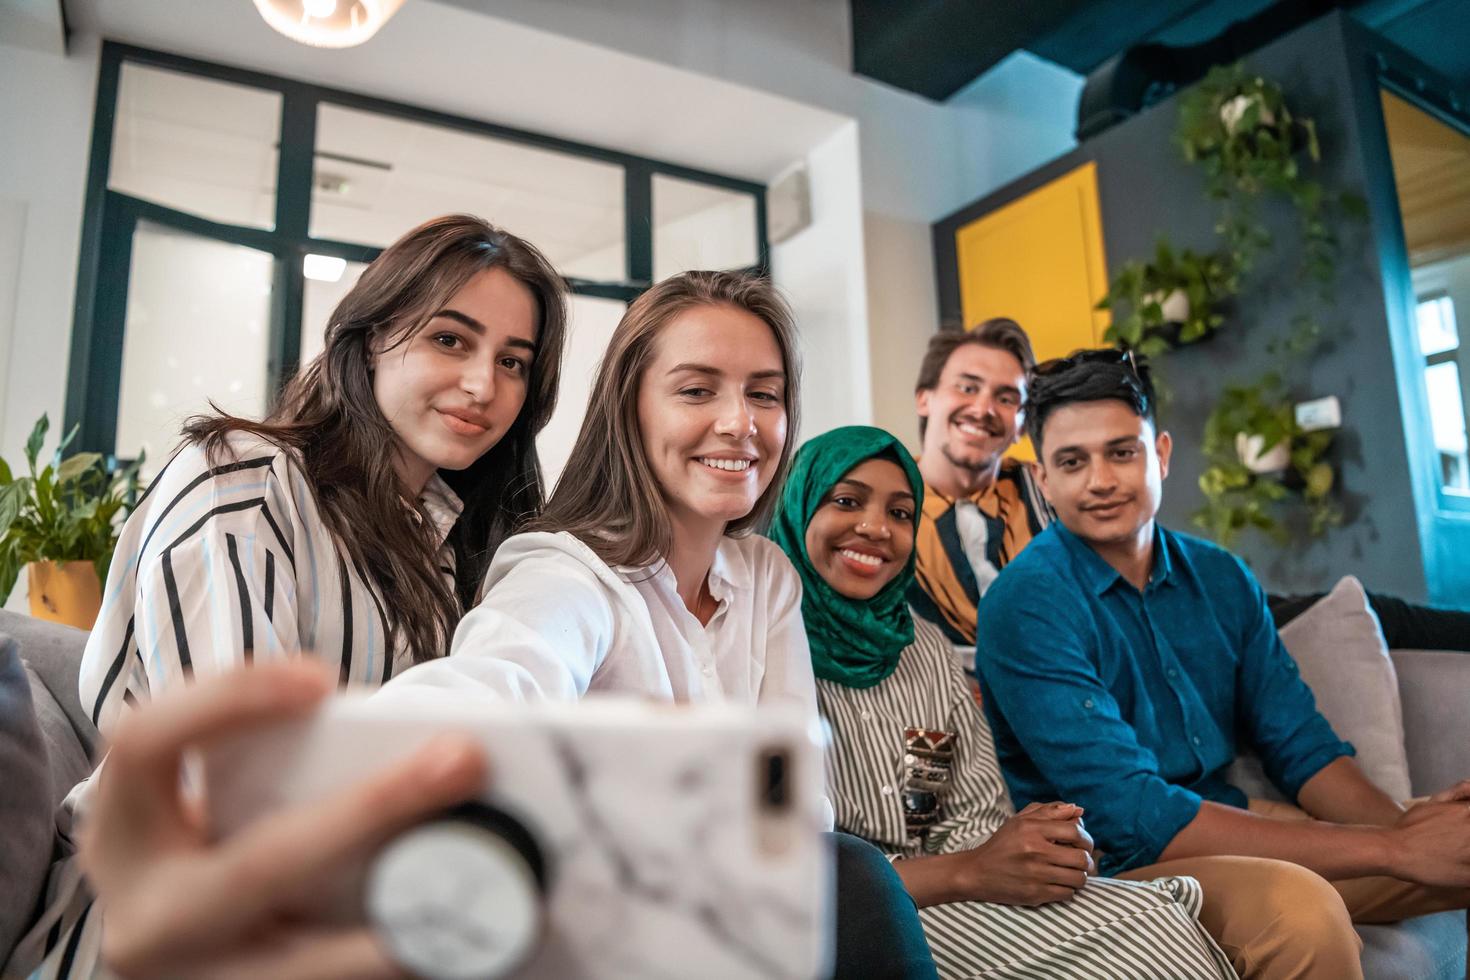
[
  {"left": 0, "top": 198, "right": 26, "bottom": 445},
  {"left": 0, "top": 35, "right": 98, "bottom": 463},
  {"left": 949, "top": 51, "right": 1086, "bottom": 199},
  {"left": 771, "top": 122, "right": 871, "bottom": 441},
  {"left": 0, "top": 34, "right": 98, "bottom": 611},
  {"left": 862, "top": 211, "right": 937, "bottom": 454}
]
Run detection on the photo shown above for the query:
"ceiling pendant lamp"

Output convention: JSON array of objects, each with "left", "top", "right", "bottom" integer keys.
[{"left": 252, "top": 0, "right": 406, "bottom": 48}]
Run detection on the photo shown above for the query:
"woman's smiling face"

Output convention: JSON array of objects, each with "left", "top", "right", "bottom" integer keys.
[
  {"left": 372, "top": 266, "right": 538, "bottom": 493},
  {"left": 803, "top": 457, "right": 916, "bottom": 600},
  {"left": 635, "top": 303, "right": 788, "bottom": 538}
]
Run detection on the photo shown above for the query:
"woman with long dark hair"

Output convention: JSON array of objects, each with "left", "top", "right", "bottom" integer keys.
[
  {"left": 83, "top": 213, "right": 566, "bottom": 725},
  {"left": 9, "top": 214, "right": 567, "bottom": 979}
]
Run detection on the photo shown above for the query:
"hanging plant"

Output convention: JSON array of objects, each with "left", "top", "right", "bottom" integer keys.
[
  {"left": 1173, "top": 61, "right": 1366, "bottom": 300},
  {"left": 1168, "top": 61, "right": 1366, "bottom": 550},
  {"left": 1097, "top": 239, "right": 1238, "bottom": 356},
  {"left": 1193, "top": 373, "right": 1339, "bottom": 546}
]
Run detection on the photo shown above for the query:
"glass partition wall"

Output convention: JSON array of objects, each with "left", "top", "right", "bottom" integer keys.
[{"left": 68, "top": 44, "right": 767, "bottom": 488}]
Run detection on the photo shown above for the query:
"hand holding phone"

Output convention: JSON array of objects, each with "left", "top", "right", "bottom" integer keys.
[
  {"left": 203, "top": 694, "right": 832, "bottom": 979},
  {"left": 80, "top": 661, "right": 486, "bottom": 980}
]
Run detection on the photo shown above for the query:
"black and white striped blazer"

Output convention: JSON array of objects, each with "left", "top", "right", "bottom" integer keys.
[{"left": 79, "top": 431, "right": 462, "bottom": 735}]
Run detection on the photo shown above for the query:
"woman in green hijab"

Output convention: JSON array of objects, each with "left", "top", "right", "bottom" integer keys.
[{"left": 770, "top": 426, "right": 1232, "bottom": 980}]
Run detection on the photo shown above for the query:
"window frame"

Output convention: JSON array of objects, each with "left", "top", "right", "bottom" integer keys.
[
  {"left": 1362, "top": 27, "right": 1470, "bottom": 520},
  {"left": 1414, "top": 291, "right": 1470, "bottom": 495},
  {"left": 66, "top": 41, "right": 769, "bottom": 456}
]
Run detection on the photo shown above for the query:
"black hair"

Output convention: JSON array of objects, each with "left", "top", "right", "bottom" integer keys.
[{"left": 1024, "top": 349, "right": 1157, "bottom": 453}]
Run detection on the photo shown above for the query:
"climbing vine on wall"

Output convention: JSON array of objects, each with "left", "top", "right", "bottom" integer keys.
[{"left": 1099, "top": 61, "right": 1363, "bottom": 546}]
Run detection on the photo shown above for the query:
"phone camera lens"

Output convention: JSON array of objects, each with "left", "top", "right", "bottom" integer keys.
[{"left": 761, "top": 748, "right": 790, "bottom": 811}]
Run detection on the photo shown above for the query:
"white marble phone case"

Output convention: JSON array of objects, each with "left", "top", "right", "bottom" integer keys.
[{"left": 204, "top": 696, "right": 832, "bottom": 979}]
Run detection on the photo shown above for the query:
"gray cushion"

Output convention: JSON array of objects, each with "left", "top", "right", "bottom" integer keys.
[
  {"left": 24, "top": 660, "right": 94, "bottom": 811},
  {"left": 1359, "top": 911, "right": 1467, "bottom": 980},
  {"left": 1393, "top": 648, "right": 1470, "bottom": 798},
  {"left": 0, "top": 609, "right": 97, "bottom": 759},
  {"left": 0, "top": 638, "right": 54, "bottom": 960},
  {"left": 1229, "top": 576, "right": 1413, "bottom": 801}
]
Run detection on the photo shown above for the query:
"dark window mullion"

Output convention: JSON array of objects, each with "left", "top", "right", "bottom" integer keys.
[
  {"left": 567, "top": 281, "right": 645, "bottom": 304},
  {"left": 301, "top": 238, "right": 382, "bottom": 265},
  {"left": 268, "top": 92, "right": 318, "bottom": 399},
  {"left": 80, "top": 200, "right": 138, "bottom": 455},
  {"left": 754, "top": 186, "right": 771, "bottom": 276},
  {"left": 106, "top": 192, "right": 279, "bottom": 252},
  {"left": 625, "top": 163, "right": 653, "bottom": 288},
  {"left": 65, "top": 45, "right": 125, "bottom": 451}
]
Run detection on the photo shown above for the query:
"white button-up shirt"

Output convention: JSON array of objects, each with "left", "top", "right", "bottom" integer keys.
[{"left": 384, "top": 531, "right": 818, "bottom": 715}]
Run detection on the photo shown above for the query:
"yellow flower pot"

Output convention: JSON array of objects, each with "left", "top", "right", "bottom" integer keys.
[{"left": 27, "top": 560, "right": 102, "bottom": 631}]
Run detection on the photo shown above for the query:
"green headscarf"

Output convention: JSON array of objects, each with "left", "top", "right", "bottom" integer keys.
[{"left": 769, "top": 426, "right": 924, "bottom": 689}]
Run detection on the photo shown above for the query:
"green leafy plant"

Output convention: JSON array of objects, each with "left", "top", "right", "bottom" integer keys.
[
  {"left": 1194, "top": 373, "right": 1338, "bottom": 546},
  {"left": 1169, "top": 62, "right": 1366, "bottom": 549},
  {"left": 0, "top": 414, "right": 142, "bottom": 603},
  {"left": 1176, "top": 63, "right": 1324, "bottom": 275},
  {"left": 1097, "top": 239, "right": 1238, "bottom": 356}
]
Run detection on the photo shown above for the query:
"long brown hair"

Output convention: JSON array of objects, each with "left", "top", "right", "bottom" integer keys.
[
  {"left": 187, "top": 214, "right": 567, "bottom": 662},
  {"left": 532, "top": 270, "right": 800, "bottom": 568}
]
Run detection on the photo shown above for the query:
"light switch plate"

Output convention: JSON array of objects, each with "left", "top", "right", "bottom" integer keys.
[{"left": 1295, "top": 395, "right": 1341, "bottom": 432}]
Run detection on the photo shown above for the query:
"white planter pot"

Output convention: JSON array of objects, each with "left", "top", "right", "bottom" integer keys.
[
  {"left": 1220, "top": 94, "right": 1276, "bottom": 136},
  {"left": 1143, "top": 287, "right": 1191, "bottom": 325},
  {"left": 1236, "top": 432, "right": 1291, "bottom": 474}
]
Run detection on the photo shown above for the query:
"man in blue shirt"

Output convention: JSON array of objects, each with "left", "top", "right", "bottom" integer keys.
[{"left": 975, "top": 349, "right": 1470, "bottom": 980}]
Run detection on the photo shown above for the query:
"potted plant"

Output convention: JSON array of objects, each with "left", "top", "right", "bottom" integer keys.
[
  {"left": 1176, "top": 64, "right": 1319, "bottom": 194},
  {"left": 1174, "top": 60, "right": 1364, "bottom": 296},
  {"left": 0, "top": 415, "right": 142, "bottom": 629},
  {"left": 1097, "top": 239, "right": 1238, "bottom": 356},
  {"left": 1194, "top": 374, "right": 1338, "bottom": 546}
]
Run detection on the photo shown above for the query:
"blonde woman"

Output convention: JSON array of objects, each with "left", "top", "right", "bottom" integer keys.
[{"left": 387, "top": 271, "right": 939, "bottom": 977}]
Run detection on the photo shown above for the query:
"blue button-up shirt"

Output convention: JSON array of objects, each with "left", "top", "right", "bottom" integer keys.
[{"left": 975, "top": 522, "right": 1353, "bottom": 875}]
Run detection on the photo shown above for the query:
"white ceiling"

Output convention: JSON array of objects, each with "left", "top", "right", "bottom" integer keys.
[
  {"left": 110, "top": 62, "right": 283, "bottom": 229},
  {"left": 64, "top": 0, "right": 850, "bottom": 185}
]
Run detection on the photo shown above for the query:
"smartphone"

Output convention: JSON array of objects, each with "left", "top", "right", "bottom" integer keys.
[{"left": 202, "top": 695, "right": 831, "bottom": 980}]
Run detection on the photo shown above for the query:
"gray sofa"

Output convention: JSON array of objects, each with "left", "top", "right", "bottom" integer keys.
[{"left": 1, "top": 609, "right": 1466, "bottom": 977}]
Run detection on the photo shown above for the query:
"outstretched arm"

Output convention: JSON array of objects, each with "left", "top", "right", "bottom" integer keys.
[{"left": 83, "top": 660, "right": 486, "bottom": 980}]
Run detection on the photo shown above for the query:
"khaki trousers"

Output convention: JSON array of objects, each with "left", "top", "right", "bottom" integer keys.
[{"left": 1117, "top": 800, "right": 1469, "bottom": 980}]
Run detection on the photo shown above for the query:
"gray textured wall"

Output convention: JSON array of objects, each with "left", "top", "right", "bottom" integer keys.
[
  {"left": 1093, "top": 14, "right": 1428, "bottom": 599},
  {"left": 938, "top": 12, "right": 1435, "bottom": 600}
]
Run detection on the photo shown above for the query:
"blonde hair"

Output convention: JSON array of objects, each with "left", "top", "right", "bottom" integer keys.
[{"left": 532, "top": 270, "right": 801, "bottom": 567}]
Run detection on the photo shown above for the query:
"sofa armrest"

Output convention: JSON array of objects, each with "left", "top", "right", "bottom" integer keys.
[
  {"left": 1392, "top": 649, "right": 1470, "bottom": 797},
  {"left": 0, "top": 610, "right": 96, "bottom": 759}
]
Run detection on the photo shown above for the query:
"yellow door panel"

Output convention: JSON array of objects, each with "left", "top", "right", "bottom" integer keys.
[{"left": 953, "top": 162, "right": 1110, "bottom": 458}]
